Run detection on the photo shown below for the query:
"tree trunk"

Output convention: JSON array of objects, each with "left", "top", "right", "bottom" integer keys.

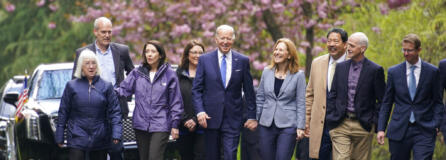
[
  {"left": 262, "top": 9, "right": 283, "bottom": 42},
  {"left": 305, "top": 27, "right": 314, "bottom": 78},
  {"left": 302, "top": 2, "right": 314, "bottom": 78}
]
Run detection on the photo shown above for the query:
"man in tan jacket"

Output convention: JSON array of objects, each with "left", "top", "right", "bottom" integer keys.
[{"left": 305, "top": 28, "right": 348, "bottom": 159}]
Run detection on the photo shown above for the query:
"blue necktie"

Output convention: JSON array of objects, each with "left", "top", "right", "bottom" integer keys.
[
  {"left": 221, "top": 55, "right": 227, "bottom": 87},
  {"left": 409, "top": 65, "right": 416, "bottom": 123}
]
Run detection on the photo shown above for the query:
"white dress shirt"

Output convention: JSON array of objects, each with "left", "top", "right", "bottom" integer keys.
[
  {"left": 406, "top": 57, "right": 422, "bottom": 88},
  {"left": 218, "top": 49, "right": 232, "bottom": 87},
  {"left": 327, "top": 52, "right": 347, "bottom": 91}
]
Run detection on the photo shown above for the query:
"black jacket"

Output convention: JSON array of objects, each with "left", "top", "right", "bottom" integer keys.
[
  {"left": 326, "top": 58, "right": 386, "bottom": 132},
  {"left": 176, "top": 68, "right": 199, "bottom": 132}
]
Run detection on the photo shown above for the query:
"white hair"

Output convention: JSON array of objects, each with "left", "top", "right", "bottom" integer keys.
[
  {"left": 74, "top": 49, "right": 101, "bottom": 79},
  {"left": 215, "top": 24, "right": 235, "bottom": 40},
  {"left": 94, "top": 17, "right": 112, "bottom": 30},
  {"left": 350, "top": 32, "right": 369, "bottom": 49}
]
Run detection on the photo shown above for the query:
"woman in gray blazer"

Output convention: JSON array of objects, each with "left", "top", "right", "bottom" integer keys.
[{"left": 256, "top": 38, "right": 306, "bottom": 160}]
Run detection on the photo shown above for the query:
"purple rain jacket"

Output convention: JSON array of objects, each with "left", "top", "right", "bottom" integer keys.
[
  {"left": 55, "top": 76, "right": 122, "bottom": 150},
  {"left": 116, "top": 63, "right": 183, "bottom": 132}
]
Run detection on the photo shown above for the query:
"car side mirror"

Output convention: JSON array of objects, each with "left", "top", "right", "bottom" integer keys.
[{"left": 3, "top": 92, "right": 19, "bottom": 107}]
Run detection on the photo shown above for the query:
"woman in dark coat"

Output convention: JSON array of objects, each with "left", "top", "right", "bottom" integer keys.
[
  {"left": 55, "top": 49, "right": 122, "bottom": 160},
  {"left": 176, "top": 40, "right": 206, "bottom": 160},
  {"left": 116, "top": 40, "right": 183, "bottom": 160}
]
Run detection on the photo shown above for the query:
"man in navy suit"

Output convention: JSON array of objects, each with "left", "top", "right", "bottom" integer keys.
[
  {"left": 326, "top": 32, "right": 385, "bottom": 160},
  {"left": 192, "top": 25, "right": 258, "bottom": 160},
  {"left": 438, "top": 58, "right": 446, "bottom": 144},
  {"left": 377, "top": 33, "right": 444, "bottom": 159}
]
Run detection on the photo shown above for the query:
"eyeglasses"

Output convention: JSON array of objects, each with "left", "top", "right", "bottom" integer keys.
[{"left": 401, "top": 48, "right": 417, "bottom": 53}]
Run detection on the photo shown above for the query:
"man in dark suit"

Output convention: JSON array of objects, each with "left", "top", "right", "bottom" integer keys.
[
  {"left": 377, "top": 33, "right": 444, "bottom": 159},
  {"left": 192, "top": 25, "right": 257, "bottom": 160},
  {"left": 73, "top": 17, "right": 134, "bottom": 160},
  {"left": 326, "top": 32, "right": 385, "bottom": 160},
  {"left": 439, "top": 58, "right": 446, "bottom": 142}
]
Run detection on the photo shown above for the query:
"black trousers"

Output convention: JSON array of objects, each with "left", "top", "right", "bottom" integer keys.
[
  {"left": 296, "top": 137, "right": 310, "bottom": 160},
  {"left": 241, "top": 127, "right": 261, "bottom": 160},
  {"left": 177, "top": 131, "right": 205, "bottom": 160},
  {"left": 134, "top": 129, "right": 169, "bottom": 160},
  {"left": 69, "top": 148, "right": 107, "bottom": 160}
]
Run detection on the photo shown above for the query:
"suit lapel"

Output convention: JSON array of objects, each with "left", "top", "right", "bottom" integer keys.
[
  {"left": 87, "top": 44, "right": 96, "bottom": 53},
  {"left": 414, "top": 61, "right": 427, "bottom": 100},
  {"left": 342, "top": 60, "right": 352, "bottom": 92},
  {"left": 278, "top": 70, "right": 292, "bottom": 97},
  {"left": 354, "top": 58, "right": 369, "bottom": 95},
  {"left": 266, "top": 68, "right": 277, "bottom": 98},
  {"left": 210, "top": 50, "right": 225, "bottom": 89},
  {"left": 399, "top": 62, "right": 411, "bottom": 100},
  {"left": 109, "top": 43, "right": 120, "bottom": 78},
  {"left": 226, "top": 51, "right": 238, "bottom": 89},
  {"left": 321, "top": 55, "right": 329, "bottom": 92}
]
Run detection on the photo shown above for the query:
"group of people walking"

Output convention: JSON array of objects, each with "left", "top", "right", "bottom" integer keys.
[{"left": 53, "top": 16, "right": 444, "bottom": 160}]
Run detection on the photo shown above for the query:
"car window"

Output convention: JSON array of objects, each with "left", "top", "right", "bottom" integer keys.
[
  {"left": 37, "top": 69, "right": 72, "bottom": 100},
  {"left": 28, "top": 71, "right": 39, "bottom": 98}
]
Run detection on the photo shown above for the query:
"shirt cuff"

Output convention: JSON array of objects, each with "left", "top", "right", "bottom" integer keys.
[{"left": 197, "top": 112, "right": 206, "bottom": 117}]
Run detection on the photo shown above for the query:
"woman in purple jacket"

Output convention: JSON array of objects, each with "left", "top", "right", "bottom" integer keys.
[
  {"left": 116, "top": 40, "right": 183, "bottom": 160},
  {"left": 56, "top": 49, "right": 122, "bottom": 160}
]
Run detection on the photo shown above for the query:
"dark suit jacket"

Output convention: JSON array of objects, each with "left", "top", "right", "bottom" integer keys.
[
  {"left": 73, "top": 42, "right": 134, "bottom": 117},
  {"left": 378, "top": 61, "right": 444, "bottom": 141},
  {"left": 191, "top": 49, "right": 256, "bottom": 132},
  {"left": 326, "top": 58, "right": 385, "bottom": 132},
  {"left": 439, "top": 59, "right": 446, "bottom": 133}
]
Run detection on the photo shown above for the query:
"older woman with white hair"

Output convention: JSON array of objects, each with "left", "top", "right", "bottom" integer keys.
[{"left": 55, "top": 49, "right": 122, "bottom": 160}]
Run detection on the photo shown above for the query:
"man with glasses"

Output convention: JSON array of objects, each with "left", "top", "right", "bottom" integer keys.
[
  {"left": 439, "top": 51, "right": 446, "bottom": 147},
  {"left": 377, "top": 33, "right": 443, "bottom": 159},
  {"left": 439, "top": 48, "right": 446, "bottom": 159}
]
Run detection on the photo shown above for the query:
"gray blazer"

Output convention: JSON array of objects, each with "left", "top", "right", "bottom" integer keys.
[{"left": 256, "top": 67, "right": 306, "bottom": 129}]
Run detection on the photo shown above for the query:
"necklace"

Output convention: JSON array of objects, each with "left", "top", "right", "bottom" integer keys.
[{"left": 275, "top": 69, "right": 286, "bottom": 79}]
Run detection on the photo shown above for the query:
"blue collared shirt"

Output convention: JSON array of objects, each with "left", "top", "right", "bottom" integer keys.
[{"left": 95, "top": 42, "right": 116, "bottom": 86}]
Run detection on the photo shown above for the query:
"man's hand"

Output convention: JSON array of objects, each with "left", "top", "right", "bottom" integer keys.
[
  {"left": 441, "top": 132, "right": 445, "bottom": 144},
  {"left": 197, "top": 113, "right": 211, "bottom": 128},
  {"left": 171, "top": 128, "right": 179, "bottom": 140},
  {"left": 58, "top": 143, "right": 64, "bottom": 148},
  {"left": 304, "top": 124, "right": 310, "bottom": 138},
  {"left": 184, "top": 119, "right": 197, "bottom": 132},
  {"left": 377, "top": 131, "right": 385, "bottom": 145},
  {"left": 113, "top": 139, "right": 120, "bottom": 144},
  {"left": 296, "top": 129, "right": 305, "bottom": 140},
  {"left": 244, "top": 119, "right": 258, "bottom": 131}
]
